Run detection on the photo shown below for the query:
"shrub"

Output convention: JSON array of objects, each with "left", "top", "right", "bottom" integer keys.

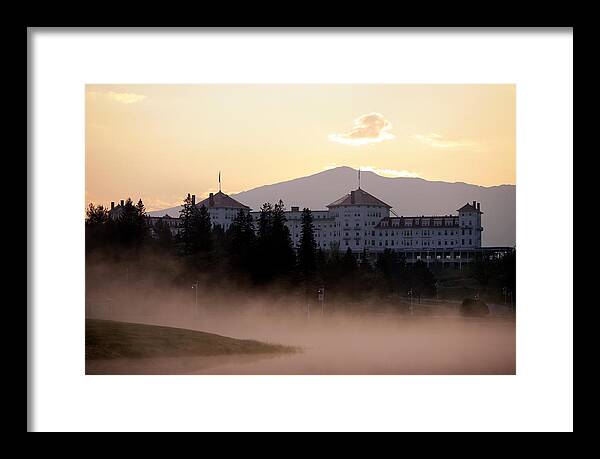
[{"left": 459, "top": 298, "right": 490, "bottom": 317}]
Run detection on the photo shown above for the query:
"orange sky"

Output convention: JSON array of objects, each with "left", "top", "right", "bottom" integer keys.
[{"left": 86, "top": 84, "right": 515, "bottom": 211}]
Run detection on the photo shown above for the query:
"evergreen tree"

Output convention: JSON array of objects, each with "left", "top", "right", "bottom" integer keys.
[
  {"left": 177, "top": 194, "right": 212, "bottom": 260},
  {"left": 315, "top": 247, "right": 327, "bottom": 282},
  {"left": 297, "top": 208, "right": 317, "bottom": 279},
  {"left": 193, "top": 204, "right": 213, "bottom": 253},
  {"left": 115, "top": 197, "right": 147, "bottom": 250},
  {"left": 85, "top": 203, "right": 109, "bottom": 226},
  {"left": 254, "top": 203, "right": 273, "bottom": 282},
  {"left": 226, "top": 209, "right": 256, "bottom": 276},
  {"left": 178, "top": 194, "right": 196, "bottom": 256},
  {"left": 85, "top": 203, "right": 110, "bottom": 252},
  {"left": 154, "top": 218, "right": 173, "bottom": 250},
  {"left": 271, "top": 200, "right": 296, "bottom": 277},
  {"left": 136, "top": 199, "right": 146, "bottom": 216},
  {"left": 358, "top": 248, "right": 373, "bottom": 273},
  {"left": 408, "top": 260, "right": 436, "bottom": 302},
  {"left": 342, "top": 246, "right": 357, "bottom": 272}
]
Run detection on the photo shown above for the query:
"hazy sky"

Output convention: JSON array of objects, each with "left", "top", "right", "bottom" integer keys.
[{"left": 86, "top": 84, "right": 515, "bottom": 211}]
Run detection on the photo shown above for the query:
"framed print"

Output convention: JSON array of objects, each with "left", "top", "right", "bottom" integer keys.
[{"left": 28, "top": 27, "right": 573, "bottom": 432}]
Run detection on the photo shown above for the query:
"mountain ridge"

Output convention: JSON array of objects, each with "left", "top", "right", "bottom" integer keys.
[{"left": 148, "top": 167, "right": 515, "bottom": 246}]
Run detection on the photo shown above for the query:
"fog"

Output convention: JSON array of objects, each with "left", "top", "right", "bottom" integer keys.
[{"left": 86, "top": 261, "right": 515, "bottom": 375}]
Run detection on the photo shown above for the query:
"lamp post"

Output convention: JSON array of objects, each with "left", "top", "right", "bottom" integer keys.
[
  {"left": 192, "top": 280, "right": 199, "bottom": 318},
  {"left": 317, "top": 287, "right": 325, "bottom": 316},
  {"left": 408, "top": 289, "right": 413, "bottom": 316}
]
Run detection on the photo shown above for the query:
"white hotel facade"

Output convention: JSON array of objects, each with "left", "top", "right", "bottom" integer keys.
[{"left": 113, "top": 186, "right": 505, "bottom": 267}]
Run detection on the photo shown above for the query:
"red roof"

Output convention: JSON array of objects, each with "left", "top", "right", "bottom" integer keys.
[
  {"left": 457, "top": 203, "right": 482, "bottom": 214},
  {"left": 327, "top": 188, "right": 392, "bottom": 208},
  {"left": 196, "top": 191, "right": 250, "bottom": 209}
]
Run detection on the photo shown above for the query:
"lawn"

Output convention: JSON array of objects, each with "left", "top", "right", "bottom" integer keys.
[{"left": 86, "top": 319, "right": 295, "bottom": 360}]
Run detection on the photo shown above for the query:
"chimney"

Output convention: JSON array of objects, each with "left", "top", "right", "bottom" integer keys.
[
  {"left": 191, "top": 194, "right": 196, "bottom": 205},
  {"left": 209, "top": 192, "right": 214, "bottom": 207},
  {"left": 110, "top": 201, "right": 114, "bottom": 210},
  {"left": 472, "top": 200, "right": 476, "bottom": 209},
  {"left": 120, "top": 199, "right": 124, "bottom": 207},
  {"left": 350, "top": 190, "right": 356, "bottom": 204},
  {"left": 291, "top": 206, "right": 299, "bottom": 212},
  {"left": 477, "top": 202, "right": 481, "bottom": 212}
]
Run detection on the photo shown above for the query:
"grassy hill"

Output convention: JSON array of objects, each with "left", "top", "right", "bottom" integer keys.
[{"left": 86, "top": 319, "right": 295, "bottom": 360}]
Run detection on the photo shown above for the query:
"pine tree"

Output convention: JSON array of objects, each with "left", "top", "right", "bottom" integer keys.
[
  {"left": 85, "top": 203, "right": 109, "bottom": 226},
  {"left": 178, "top": 194, "right": 195, "bottom": 256},
  {"left": 271, "top": 200, "right": 295, "bottom": 277},
  {"left": 193, "top": 204, "right": 213, "bottom": 253},
  {"left": 298, "top": 208, "right": 317, "bottom": 278},
  {"left": 257, "top": 203, "right": 273, "bottom": 243},
  {"left": 358, "top": 248, "right": 372, "bottom": 273},
  {"left": 85, "top": 203, "right": 110, "bottom": 252},
  {"left": 254, "top": 203, "right": 274, "bottom": 282},
  {"left": 226, "top": 209, "right": 256, "bottom": 276},
  {"left": 177, "top": 194, "right": 214, "bottom": 269},
  {"left": 154, "top": 218, "right": 173, "bottom": 250},
  {"left": 342, "top": 246, "right": 357, "bottom": 272},
  {"left": 116, "top": 197, "right": 148, "bottom": 249},
  {"left": 409, "top": 260, "right": 436, "bottom": 302}
]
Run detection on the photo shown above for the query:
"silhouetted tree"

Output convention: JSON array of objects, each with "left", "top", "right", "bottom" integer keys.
[
  {"left": 153, "top": 219, "right": 173, "bottom": 250},
  {"left": 114, "top": 198, "right": 148, "bottom": 250},
  {"left": 408, "top": 260, "right": 436, "bottom": 302},
  {"left": 85, "top": 203, "right": 110, "bottom": 252},
  {"left": 226, "top": 209, "right": 256, "bottom": 276},
  {"left": 178, "top": 194, "right": 196, "bottom": 256},
  {"left": 254, "top": 203, "right": 274, "bottom": 283},
  {"left": 177, "top": 194, "right": 212, "bottom": 264},
  {"left": 471, "top": 253, "right": 493, "bottom": 291},
  {"left": 269, "top": 201, "right": 296, "bottom": 281},
  {"left": 85, "top": 203, "right": 109, "bottom": 226},
  {"left": 342, "top": 247, "right": 357, "bottom": 272},
  {"left": 297, "top": 208, "right": 317, "bottom": 279}
]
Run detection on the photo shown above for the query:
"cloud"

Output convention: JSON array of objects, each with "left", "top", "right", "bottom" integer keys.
[
  {"left": 143, "top": 197, "right": 181, "bottom": 211},
  {"left": 359, "top": 166, "right": 420, "bottom": 178},
  {"left": 411, "top": 133, "right": 478, "bottom": 149},
  {"left": 323, "top": 164, "right": 420, "bottom": 178},
  {"left": 329, "top": 113, "right": 395, "bottom": 146},
  {"left": 107, "top": 91, "right": 147, "bottom": 104},
  {"left": 87, "top": 90, "right": 147, "bottom": 104}
]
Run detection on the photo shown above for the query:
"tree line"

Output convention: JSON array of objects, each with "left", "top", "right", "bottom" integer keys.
[{"left": 85, "top": 195, "right": 513, "bottom": 304}]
